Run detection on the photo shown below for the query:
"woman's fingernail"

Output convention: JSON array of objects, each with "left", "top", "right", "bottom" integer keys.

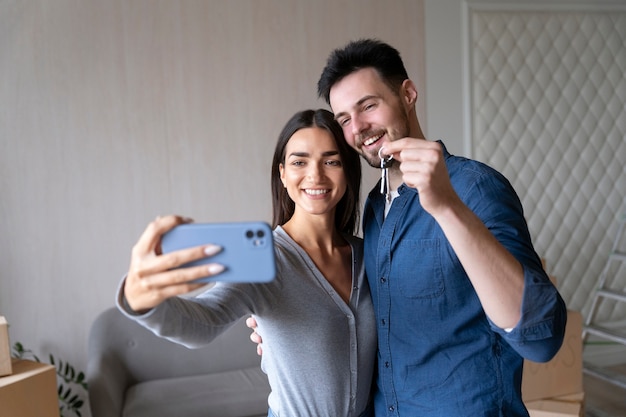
[
  {"left": 207, "top": 264, "right": 225, "bottom": 274},
  {"left": 204, "top": 245, "right": 222, "bottom": 256}
]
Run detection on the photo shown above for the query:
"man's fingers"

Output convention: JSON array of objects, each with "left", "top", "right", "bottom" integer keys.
[
  {"left": 249, "top": 331, "right": 261, "bottom": 344},
  {"left": 246, "top": 316, "right": 263, "bottom": 356},
  {"left": 383, "top": 138, "right": 441, "bottom": 162},
  {"left": 246, "top": 316, "right": 258, "bottom": 329}
]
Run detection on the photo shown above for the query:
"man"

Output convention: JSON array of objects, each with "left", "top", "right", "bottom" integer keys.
[{"left": 252, "top": 39, "right": 567, "bottom": 416}]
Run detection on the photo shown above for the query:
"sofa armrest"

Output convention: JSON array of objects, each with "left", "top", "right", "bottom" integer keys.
[{"left": 87, "top": 309, "right": 134, "bottom": 417}]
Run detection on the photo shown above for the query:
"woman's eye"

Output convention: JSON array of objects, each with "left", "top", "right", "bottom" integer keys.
[
  {"left": 291, "top": 160, "right": 305, "bottom": 166},
  {"left": 326, "top": 160, "right": 342, "bottom": 166}
]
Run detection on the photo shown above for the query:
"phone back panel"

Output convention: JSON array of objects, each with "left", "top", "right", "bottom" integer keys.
[{"left": 161, "top": 222, "right": 276, "bottom": 283}]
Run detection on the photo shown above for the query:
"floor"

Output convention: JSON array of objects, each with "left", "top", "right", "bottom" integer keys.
[{"left": 583, "top": 363, "right": 626, "bottom": 417}]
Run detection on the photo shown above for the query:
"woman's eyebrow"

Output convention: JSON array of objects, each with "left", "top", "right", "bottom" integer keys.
[
  {"left": 287, "top": 150, "right": 339, "bottom": 157},
  {"left": 287, "top": 151, "right": 310, "bottom": 158}
]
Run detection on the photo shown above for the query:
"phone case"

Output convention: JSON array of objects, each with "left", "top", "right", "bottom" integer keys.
[{"left": 160, "top": 222, "right": 276, "bottom": 283}]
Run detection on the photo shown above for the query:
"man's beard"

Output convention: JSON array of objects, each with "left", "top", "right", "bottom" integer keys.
[
  {"left": 363, "top": 152, "right": 394, "bottom": 169},
  {"left": 362, "top": 151, "right": 383, "bottom": 169},
  {"left": 360, "top": 113, "right": 410, "bottom": 169}
]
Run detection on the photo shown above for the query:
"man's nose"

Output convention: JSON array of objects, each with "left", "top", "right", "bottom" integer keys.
[{"left": 351, "top": 114, "right": 368, "bottom": 137}]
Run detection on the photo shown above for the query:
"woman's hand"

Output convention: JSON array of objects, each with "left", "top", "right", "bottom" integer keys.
[{"left": 124, "top": 215, "right": 224, "bottom": 313}]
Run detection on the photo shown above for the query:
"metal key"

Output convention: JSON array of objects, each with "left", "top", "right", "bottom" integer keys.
[{"left": 379, "top": 148, "right": 394, "bottom": 203}]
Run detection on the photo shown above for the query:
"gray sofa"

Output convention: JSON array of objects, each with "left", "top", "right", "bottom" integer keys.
[{"left": 86, "top": 307, "right": 271, "bottom": 417}]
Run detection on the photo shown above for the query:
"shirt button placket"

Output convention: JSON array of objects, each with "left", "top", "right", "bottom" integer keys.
[{"left": 378, "top": 273, "right": 396, "bottom": 411}]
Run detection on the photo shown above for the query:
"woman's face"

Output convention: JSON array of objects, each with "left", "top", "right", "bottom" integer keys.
[{"left": 279, "top": 127, "right": 347, "bottom": 217}]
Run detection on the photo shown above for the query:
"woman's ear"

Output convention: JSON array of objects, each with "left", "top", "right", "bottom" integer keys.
[{"left": 279, "top": 163, "right": 286, "bottom": 187}]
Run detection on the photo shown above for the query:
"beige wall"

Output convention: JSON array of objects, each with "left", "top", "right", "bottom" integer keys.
[{"left": 0, "top": 0, "right": 425, "bottom": 401}]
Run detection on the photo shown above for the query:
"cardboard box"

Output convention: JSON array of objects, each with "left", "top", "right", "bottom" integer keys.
[
  {"left": 551, "top": 392, "right": 585, "bottom": 403},
  {"left": 526, "top": 392, "right": 585, "bottom": 417},
  {"left": 0, "top": 317, "right": 11, "bottom": 376},
  {"left": 0, "top": 359, "right": 60, "bottom": 417},
  {"left": 522, "top": 310, "right": 583, "bottom": 402},
  {"left": 526, "top": 400, "right": 582, "bottom": 417}
]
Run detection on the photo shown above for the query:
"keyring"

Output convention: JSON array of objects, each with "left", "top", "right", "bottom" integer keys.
[{"left": 378, "top": 147, "right": 393, "bottom": 164}]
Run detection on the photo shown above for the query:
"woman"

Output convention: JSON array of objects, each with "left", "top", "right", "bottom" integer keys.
[{"left": 117, "top": 109, "right": 376, "bottom": 417}]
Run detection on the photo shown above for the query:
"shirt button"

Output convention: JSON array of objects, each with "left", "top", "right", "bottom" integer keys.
[
  {"left": 389, "top": 405, "right": 395, "bottom": 411},
  {"left": 385, "top": 361, "right": 389, "bottom": 367},
  {"left": 381, "top": 319, "right": 386, "bottom": 326},
  {"left": 380, "top": 277, "right": 386, "bottom": 283}
]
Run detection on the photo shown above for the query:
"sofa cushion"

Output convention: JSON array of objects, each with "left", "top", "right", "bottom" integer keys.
[{"left": 122, "top": 366, "right": 270, "bottom": 417}]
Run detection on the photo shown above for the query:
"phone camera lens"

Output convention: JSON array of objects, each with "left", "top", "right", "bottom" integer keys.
[
  {"left": 245, "top": 230, "right": 254, "bottom": 238},
  {"left": 256, "top": 230, "right": 265, "bottom": 238}
]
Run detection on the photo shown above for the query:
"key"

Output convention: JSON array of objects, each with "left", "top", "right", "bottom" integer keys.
[{"left": 379, "top": 148, "right": 393, "bottom": 203}]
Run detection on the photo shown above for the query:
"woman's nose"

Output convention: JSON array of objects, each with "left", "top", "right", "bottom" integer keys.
[{"left": 307, "top": 163, "right": 323, "bottom": 181}]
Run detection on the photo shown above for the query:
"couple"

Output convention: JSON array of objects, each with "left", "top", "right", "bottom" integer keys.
[{"left": 117, "top": 39, "right": 567, "bottom": 417}]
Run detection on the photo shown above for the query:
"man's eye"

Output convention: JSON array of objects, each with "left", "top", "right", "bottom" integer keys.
[{"left": 339, "top": 118, "right": 350, "bottom": 126}]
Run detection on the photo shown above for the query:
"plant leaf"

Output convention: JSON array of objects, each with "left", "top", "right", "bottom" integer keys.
[{"left": 61, "top": 385, "right": 71, "bottom": 400}]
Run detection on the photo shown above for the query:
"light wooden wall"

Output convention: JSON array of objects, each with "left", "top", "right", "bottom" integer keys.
[{"left": 0, "top": 0, "right": 425, "bottom": 406}]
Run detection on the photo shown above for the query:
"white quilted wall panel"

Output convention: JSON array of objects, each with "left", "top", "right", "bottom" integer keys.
[{"left": 467, "top": 3, "right": 626, "bottom": 321}]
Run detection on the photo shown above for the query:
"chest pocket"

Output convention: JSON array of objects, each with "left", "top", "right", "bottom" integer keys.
[{"left": 394, "top": 239, "right": 444, "bottom": 299}]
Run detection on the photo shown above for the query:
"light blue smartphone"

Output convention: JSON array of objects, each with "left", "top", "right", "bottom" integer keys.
[{"left": 160, "top": 222, "right": 276, "bottom": 283}]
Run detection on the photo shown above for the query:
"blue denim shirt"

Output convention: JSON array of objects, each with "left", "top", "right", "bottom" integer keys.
[{"left": 363, "top": 142, "right": 567, "bottom": 417}]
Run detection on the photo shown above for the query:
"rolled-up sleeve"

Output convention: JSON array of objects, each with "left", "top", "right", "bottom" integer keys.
[
  {"left": 463, "top": 163, "right": 568, "bottom": 363},
  {"left": 490, "top": 266, "right": 568, "bottom": 362}
]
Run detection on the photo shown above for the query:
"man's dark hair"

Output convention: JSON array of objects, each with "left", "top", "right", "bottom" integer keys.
[{"left": 317, "top": 38, "right": 409, "bottom": 104}]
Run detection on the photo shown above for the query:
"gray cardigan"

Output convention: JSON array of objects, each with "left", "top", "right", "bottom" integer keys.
[{"left": 117, "top": 226, "right": 377, "bottom": 417}]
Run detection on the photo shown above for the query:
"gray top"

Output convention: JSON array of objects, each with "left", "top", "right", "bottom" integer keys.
[{"left": 117, "top": 226, "right": 377, "bottom": 417}]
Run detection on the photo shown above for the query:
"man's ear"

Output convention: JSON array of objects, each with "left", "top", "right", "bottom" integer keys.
[{"left": 401, "top": 79, "right": 418, "bottom": 108}]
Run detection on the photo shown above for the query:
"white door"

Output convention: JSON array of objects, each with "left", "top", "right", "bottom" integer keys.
[{"left": 425, "top": 0, "right": 626, "bottom": 320}]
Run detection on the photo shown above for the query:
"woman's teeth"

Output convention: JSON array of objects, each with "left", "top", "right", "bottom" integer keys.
[{"left": 305, "top": 189, "right": 329, "bottom": 195}]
